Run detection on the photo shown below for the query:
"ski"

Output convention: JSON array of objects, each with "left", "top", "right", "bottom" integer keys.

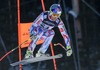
[{"left": 10, "top": 54, "right": 63, "bottom": 66}]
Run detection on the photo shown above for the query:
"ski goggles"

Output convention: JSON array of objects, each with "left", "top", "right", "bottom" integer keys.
[{"left": 52, "top": 14, "right": 60, "bottom": 18}]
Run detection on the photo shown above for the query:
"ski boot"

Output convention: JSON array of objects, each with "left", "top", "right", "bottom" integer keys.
[
  {"left": 36, "top": 51, "right": 50, "bottom": 57},
  {"left": 24, "top": 49, "right": 34, "bottom": 59}
]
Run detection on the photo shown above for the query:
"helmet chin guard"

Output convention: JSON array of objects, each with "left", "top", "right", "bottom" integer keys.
[{"left": 50, "top": 4, "right": 62, "bottom": 18}]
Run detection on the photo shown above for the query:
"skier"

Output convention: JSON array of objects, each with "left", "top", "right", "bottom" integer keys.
[{"left": 25, "top": 4, "right": 72, "bottom": 59}]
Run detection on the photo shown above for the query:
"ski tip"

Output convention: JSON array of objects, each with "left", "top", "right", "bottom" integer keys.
[{"left": 10, "top": 64, "right": 14, "bottom": 66}]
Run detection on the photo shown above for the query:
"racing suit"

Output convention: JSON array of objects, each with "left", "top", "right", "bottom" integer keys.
[{"left": 25, "top": 11, "right": 72, "bottom": 58}]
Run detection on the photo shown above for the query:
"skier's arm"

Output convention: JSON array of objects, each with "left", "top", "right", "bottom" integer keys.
[
  {"left": 30, "top": 12, "right": 44, "bottom": 39},
  {"left": 58, "top": 21, "right": 72, "bottom": 56}
]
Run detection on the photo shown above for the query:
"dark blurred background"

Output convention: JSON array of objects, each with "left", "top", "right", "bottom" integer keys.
[{"left": 0, "top": 0, "right": 100, "bottom": 70}]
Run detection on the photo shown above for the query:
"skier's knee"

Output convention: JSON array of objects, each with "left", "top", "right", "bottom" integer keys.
[{"left": 44, "top": 30, "right": 55, "bottom": 37}]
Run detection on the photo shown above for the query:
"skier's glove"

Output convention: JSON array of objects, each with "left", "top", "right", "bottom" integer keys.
[
  {"left": 66, "top": 46, "right": 72, "bottom": 56},
  {"left": 30, "top": 34, "right": 36, "bottom": 40}
]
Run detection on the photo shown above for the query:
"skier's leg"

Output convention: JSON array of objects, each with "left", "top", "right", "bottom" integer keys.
[
  {"left": 25, "top": 27, "right": 44, "bottom": 58},
  {"left": 36, "top": 30, "right": 55, "bottom": 57}
]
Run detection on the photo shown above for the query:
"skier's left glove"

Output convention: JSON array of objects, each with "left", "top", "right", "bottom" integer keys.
[{"left": 66, "top": 46, "right": 72, "bottom": 56}]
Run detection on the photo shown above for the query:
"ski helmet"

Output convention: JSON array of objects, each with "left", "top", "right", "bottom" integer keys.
[{"left": 50, "top": 4, "right": 62, "bottom": 18}]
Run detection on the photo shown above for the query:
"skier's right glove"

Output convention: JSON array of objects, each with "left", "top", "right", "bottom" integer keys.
[
  {"left": 66, "top": 46, "right": 72, "bottom": 56},
  {"left": 30, "top": 34, "right": 36, "bottom": 40}
]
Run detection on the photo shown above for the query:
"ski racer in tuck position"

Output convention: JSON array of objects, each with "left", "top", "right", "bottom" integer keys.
[{"left": 24, "top": 4, "right": 72, "bottom": 59}]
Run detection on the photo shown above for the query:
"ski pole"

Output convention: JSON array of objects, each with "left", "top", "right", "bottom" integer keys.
[
  {"left": 54, "top": 43, "right": 68, "bottom": 52},
  {"left": 0, "top": 38, "right": 31, "bottom": 61}
]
